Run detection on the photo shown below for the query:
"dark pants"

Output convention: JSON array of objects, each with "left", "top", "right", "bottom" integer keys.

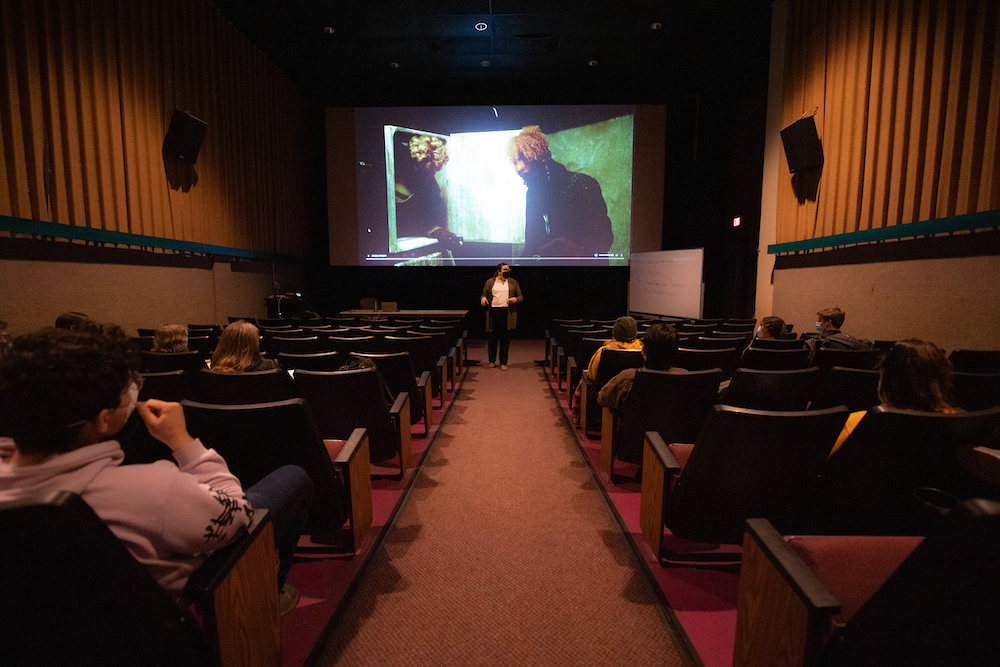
[
  {"left": 488, "top": 307, "right": 512, "bottom": 365},
  {"left": 245, "top": 465, "right": 313, "bottom": 588}
]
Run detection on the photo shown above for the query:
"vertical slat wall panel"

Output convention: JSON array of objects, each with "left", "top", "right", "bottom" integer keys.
[
  {"left": 777, "top": 0, "right": 1000, "bottom": 245},
  {"left": 0, "top": 0, "right": 310, "bottom": 257}
]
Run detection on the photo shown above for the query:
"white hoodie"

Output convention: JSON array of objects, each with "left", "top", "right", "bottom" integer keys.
[{"left": 0, "top": 438, "right": 252, "bottom": 600}]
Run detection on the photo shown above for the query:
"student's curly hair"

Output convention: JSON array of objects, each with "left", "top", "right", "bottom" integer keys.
[
  {"left": 152, "top": 323, "right": 188, "bottom": 353},
  {"left": 878, "top": 339, "right": 953, "bottom": 412},
  {"left": 0, "top": 324, "right": 139, "bottom": 455},
  {"left": 505, "top": 125, "right": 552, "bottom": 165},
  {"left": 759, "top": 316, "right": 785, "bottom": 338},
  {"left": 641, "top": 322, "right": 678, "bottom": 370}
]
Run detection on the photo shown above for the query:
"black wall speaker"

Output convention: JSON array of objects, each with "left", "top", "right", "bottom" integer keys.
[
  {"left": 780, "top": 116, "right": 824, "bottom": 173},
  {"left": 163, "top": 110, "right": 207, "bottom": 164}
]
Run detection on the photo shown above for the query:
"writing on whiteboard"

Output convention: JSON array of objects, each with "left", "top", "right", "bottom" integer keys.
[{"left": 628, "top": 249, "right": 704, "bottom": 319}]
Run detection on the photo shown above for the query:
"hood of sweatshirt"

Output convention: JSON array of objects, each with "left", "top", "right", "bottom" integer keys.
[{"left": 0, "top": 440, "right": 124, "bottom": 501}]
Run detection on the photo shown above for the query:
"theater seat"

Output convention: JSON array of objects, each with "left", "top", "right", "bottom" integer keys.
[
  {"left": 734, "top": 498, "right": 1000, "bottom": 667},
  {"left": 0, "top": 491, "right": 280, "bottom": 667}
]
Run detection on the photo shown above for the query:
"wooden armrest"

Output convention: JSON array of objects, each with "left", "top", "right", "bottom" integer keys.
[
  {"left": 639, "top": 431, "right": 683, "bottom": 560},
  {"left": 184, "top": 510, "right": 281, "bottom": 667},
  {"left": 435, "top": 355, "right": 448, "bottom": 405},
  {"left": 600, "top": 406, "right": 619, "bottom": 475},
  {"left": 417, "top": 371, "right": 433, "bottom": 435},
  {"left": 389, "top": 392, "right": 411, "bottom": 476},
  {"left": 332, "top": 428, "right": 372, "bottom": 551},
  {"left": 733, "top": 518, "right": 841, "bottom": 667},
  {"left": 566, "top": 356, "right": 577, "bottom": 403}
]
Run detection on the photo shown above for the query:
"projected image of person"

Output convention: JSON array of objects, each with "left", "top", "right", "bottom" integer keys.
[
  {"left": 507, "top": 126, "right": 613, "bottom": 258},
  {"left": 394, "top": 134, "right": 456, "bottom": 240}
]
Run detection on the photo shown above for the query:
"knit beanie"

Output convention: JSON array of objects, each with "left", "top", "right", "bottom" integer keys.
[{"left": 612, "top": 316, "right": 637, "bottom": 342}]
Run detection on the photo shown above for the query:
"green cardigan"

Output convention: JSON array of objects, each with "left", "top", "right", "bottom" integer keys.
[{"left": 481, "top": 276, "right": 524, "bottom": 332}]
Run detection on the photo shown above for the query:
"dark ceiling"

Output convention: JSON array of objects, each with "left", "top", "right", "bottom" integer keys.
[{"left": 210, "top": 0, "right": 774, "bottom": 106}]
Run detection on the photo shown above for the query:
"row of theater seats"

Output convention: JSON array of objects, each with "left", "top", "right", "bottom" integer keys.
[{"left": 548, "top": 316, "right": 1000, "bottom": 665}]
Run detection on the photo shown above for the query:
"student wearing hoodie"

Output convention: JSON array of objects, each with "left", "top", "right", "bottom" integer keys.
[{"left": 0, "top": 324, "right": 311, "bottom": 614}]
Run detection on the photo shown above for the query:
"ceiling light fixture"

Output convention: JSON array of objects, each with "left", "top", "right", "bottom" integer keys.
[
  {"left": 587, "top": 60, "right": 598, "bottom": 67},
  {"left": 480, "top": 60, "right": 491, "bottom": 67},
  {"left": 323, "top": 26, "right": 335, "bottom": 35},
  {"left": 389, "top": 62, "right": 400, "bottom": 68},
  {"left": 475, "top": 22, "right": 488, "bottom": 32},
  {"left": 650, "top": 22, "right": 662, "bottom": 30}
]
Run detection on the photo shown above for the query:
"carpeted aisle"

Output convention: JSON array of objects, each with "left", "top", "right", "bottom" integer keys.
[{"left": 315, "top": 338, "right": 690, "bottom": 666}]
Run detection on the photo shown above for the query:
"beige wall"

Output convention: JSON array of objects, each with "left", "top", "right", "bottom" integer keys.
[
  {"left": 772, "top": 255, "right": 1000, "bottom": 352},
  {"left": 0, "top": 259, "right": 305, "bottom": 337}
]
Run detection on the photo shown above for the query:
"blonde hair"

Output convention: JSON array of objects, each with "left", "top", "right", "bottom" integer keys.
[
  {"left": 210, "top": 321, "right": 263, "bottom": 374},
  {"left": 152, "top": 324, "right": 188, "bottom": 353},
  {"left": 408, "top": 134, "right": 449, "bottom": 172},
  {"left": 506, "top": 125, "right": 551, "bottom": 164}
]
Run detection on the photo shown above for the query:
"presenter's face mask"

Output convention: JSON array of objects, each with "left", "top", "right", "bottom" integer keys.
[
  {"left": 815, "top": 321, "right": 823, "bottom": 332},
  {"left": 502, "top": 269, "right": 510, "bottom": 277}
]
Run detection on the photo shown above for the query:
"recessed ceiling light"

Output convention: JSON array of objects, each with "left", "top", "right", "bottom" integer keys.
[
  {"left": 480, "top": 60, "right": 491, "bottom": 67},
  {"left": 650, "top": 22, "right": 663, "bottom": 30},
  {"left": 389, "top": 62, "right": 400, "bottom": 69},
  {"left": 475, "top": 22, "right": 488, "bottom": 32},
  {"left": 323, "top": 26, "right": 335, "bottom": 35},
  {"left": 587, "top": 60, "right": 598, "bottom": 67}
]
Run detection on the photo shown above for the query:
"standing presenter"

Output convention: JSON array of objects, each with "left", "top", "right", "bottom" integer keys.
[{"left": 480, "top": 263, "right": 523, "bottom": 370}]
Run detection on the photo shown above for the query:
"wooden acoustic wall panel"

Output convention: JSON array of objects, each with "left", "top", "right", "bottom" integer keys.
[{"left": 776, "top": 0, "right": 1000, "bottom": 245}]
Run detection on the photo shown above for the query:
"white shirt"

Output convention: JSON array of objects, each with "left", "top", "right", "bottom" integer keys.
[{"left": 491, "top": 278, "right": 510, "bottom": 308}]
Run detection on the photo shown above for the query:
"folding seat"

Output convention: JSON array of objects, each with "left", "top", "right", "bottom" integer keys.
[
  {"left": 137, "top": 327, "right": 156, "bottom": 337},
  {"left": 559, "top": 327, "right": 607, "bottom": 390},
  {"left": 807, "top": 405, "right": 1000, "bottom": 535},
  {"left": 566, "top": 336, "right": 607, "bottom": 407},
  {"left": 411, "top": 328, "right": 457, "bottom": 390},
  {"left": 257, "top": 318, "right": 290, "bottom": 328},
  {"left": 809, "top": 365, "right": 880, "bottom": 411},
  {"left": 293, "top": 367, "right": 410, "bottom": 479},
  {"left": 674, "top": 346, "right": 741, "bottom": 379},
  {"left": 734, "top": 499, "right": 1000, "bottom": 667},
  {"left": 228, "top": 316, "right": 258, "bottom": 325},
  {"left": 182, "top": 399, "right": 371, "bottom": 550},
  {"left": 323, "top": 335, "right": 381, "bottom": 355},
  {"left": 134, "top": 335, "right": 155, "bottom": 351},
  {"left": 547, "top": 318, "right": 585, "bottom": 369},
  {"left": 812, "top": 347, "right": 883, "bottom": 371},
  {"left": 748, "top": 337, "right": 807, "bottom": 350},
  {"left": 601, "top": 368, "right": 723, "bottom": 479},
  {"left": 351, "top": 351, "right": 433, "bottom": 437},
  {"left": 949, "top": 349, "right": 1000, "bottom": 374},
  {"left": 266, "top": 335, "right": 326, "bottom": 356},
  {"left": 639, "top": 405, "right": 849, "bottom": 560},
  {"left": 720, "top": 367, "right": 822, "bottom": 411},
  {"left": 186, "top": 335, "right": 216, "bottom": 356},
  {"left": 951, "top": 371, "right": 1000, "bottom": 411},
  {"left": 689, "top": 335, "right": 749, "bottom": 350},
  {"left": 739, "top": 346, "right": 811, "bottom": 370},
  {"left": 141, "top": 350, "right": 208, "bottom": 374},
  {"left": 0, "top": 491, "right": 280, "bottom": 667},
  {"left": 189, "top": 368, "right": 298, "bottom": 405},
  {"left": 417, "top": 323, "right": 464, "bottom": 375},
  {"left": 383, "top": 334, "right": 447, "bottom": 407},
  {"left": 276, "top": 351, "right": 344, "bottom": 371},
  {"left": 579, "top": 348, "right": 644, "bottom": 438}
]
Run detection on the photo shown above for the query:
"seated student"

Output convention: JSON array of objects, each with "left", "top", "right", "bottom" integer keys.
[
  {"left": 0, "top": 324, "right": 312, "bottom": 614},
  {"left": 210, "top": 320, "right": 278, "bottom": 373},
  {"left": 151, "top": 323, "right": 189, "bottom": 353},
  {"left": 756, "top": 316, "right": 785, "bottom": 340},
  {"left": 806, "top": 306, "right": 873, "bottom": 362},
  {"left": 55, "top": 311, "right": 92, "bottom": 330},
  {"left": 572, "top": 316, "right": 643, "bottom": 422},
  {"left": 597, "top": 322, "right": 679, "bottom": 414},
  {"left": 830, "top": 338, "right": 955, "bottom": 456}
]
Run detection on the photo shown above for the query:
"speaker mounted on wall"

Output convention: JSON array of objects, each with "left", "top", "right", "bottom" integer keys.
[
  {"left": 163, "top": 110, "right": 207, "bottom": 165},
  {"left": 780, "top": 115, "right": 824, "bottom": 173}
]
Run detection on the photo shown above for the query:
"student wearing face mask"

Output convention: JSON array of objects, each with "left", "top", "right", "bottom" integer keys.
[
  {"left": 480, "top": 263, "right": 523, "bottom": 370},
  {"left": 0, "top": 324, "right": 313, "bottom": 615},
  {"left": 805, "top": 306, "right": 873, "bottom": 363}
]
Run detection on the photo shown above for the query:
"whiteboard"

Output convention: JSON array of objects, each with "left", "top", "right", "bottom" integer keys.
[{"left": 628, "top": 249, "right": 704, "bottom": 319}]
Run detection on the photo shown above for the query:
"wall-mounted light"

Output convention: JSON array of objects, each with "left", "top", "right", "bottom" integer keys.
[
  {"left": 480, "top": 60, "right": 491, "bottom": 67},
  {"left": 389, "top": 62, "right": 400, "bottom": 69},
  {"left": 587, "top": 60, "right": 598, "bottom": 67},
  {"left": 650, "top": 22, "right": 662, "bottom": 30},
  {"left": 323, "top": 26, "right": 335, "bottom": 35},
  {"left": 475, "top": 22, "right": 488, "bottom": 32}
]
